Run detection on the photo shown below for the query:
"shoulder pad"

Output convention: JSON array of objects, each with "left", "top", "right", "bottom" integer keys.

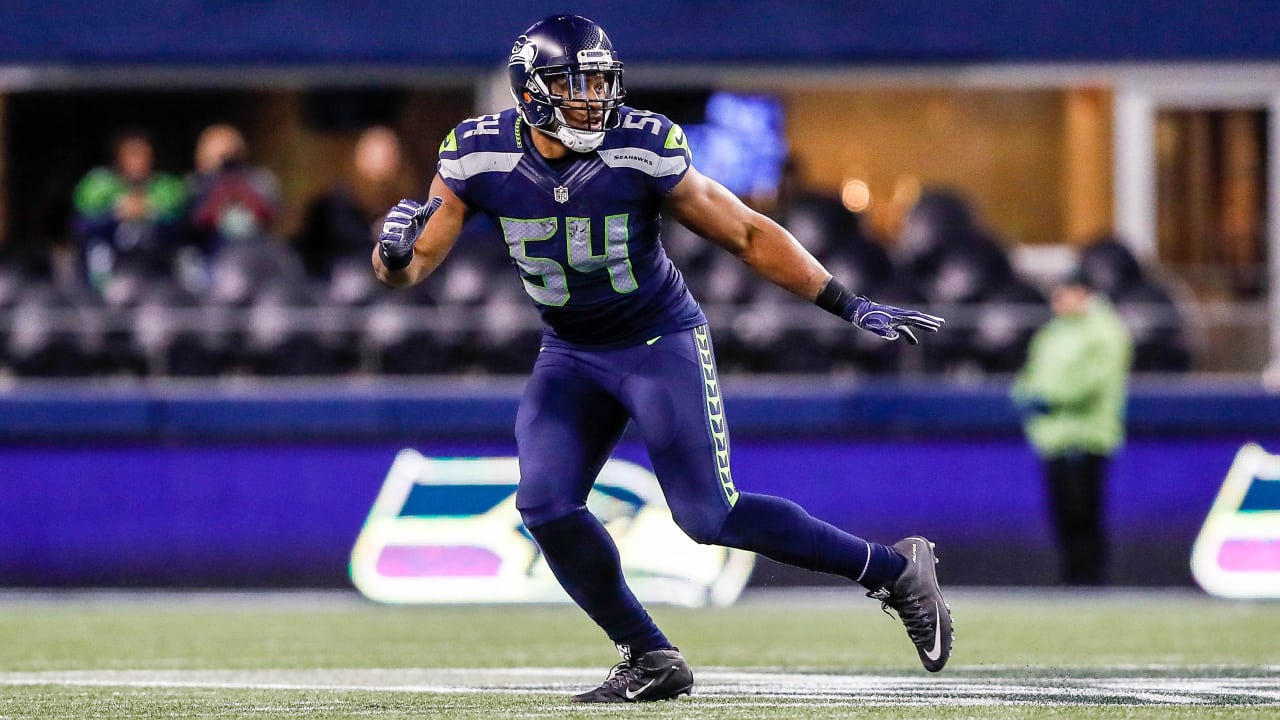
[
  {"left": 439, "top": 108, "right": 524, "bottom": 159},
  {"left": 438, "top": 109, "right": 524, "bottom": 184},
  {"left": 599, "top": 107, "right": 691, "bottom": 180},
  {"left": 612, "top": 108, "right": 689, "bottom": 155}
]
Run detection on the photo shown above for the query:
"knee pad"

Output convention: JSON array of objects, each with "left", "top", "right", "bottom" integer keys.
[
  {"left": 670, "top": 506, "right": 728, "bottom": 546},
  {"left": 517, "top": 500, "right": 583, "bottom": 532}
]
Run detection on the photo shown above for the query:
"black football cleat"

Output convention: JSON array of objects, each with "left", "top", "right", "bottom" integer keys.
[
  {"left": 867, "top": 536, "right": 954, "bottom": 672},
  {"left": 571, "top": 648, "right": 694, "bottom": 703}
]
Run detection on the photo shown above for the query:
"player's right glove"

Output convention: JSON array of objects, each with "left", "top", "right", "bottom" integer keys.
[
  {"left": 378, "top": 196, "right": 443, "bottom": 271},
  {"left": 815, "top": 278, "right": 944, "bottom": 344}
]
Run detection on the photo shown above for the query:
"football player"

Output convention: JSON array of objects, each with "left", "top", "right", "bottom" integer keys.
[{"left": 374, "top": 14, "right": 952, "bottom": 702}]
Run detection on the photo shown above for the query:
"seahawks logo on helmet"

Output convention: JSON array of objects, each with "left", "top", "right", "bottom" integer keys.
[
  {"left": 509, "top": 35, "right": 536, "bottom": 72},
  {"left": 507, "top": 14, "right": 626, "bottom": 153}
]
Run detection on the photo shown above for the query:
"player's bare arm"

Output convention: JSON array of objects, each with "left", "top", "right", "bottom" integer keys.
[
  {"left": 372, "top": 174, "right": 467, "bottom": 288},
  {"left": 663, "top": 166, "right": 832, "bottom": 302},
  {"left": 664, "top": 165, "right": 943, "bottom": 344}
]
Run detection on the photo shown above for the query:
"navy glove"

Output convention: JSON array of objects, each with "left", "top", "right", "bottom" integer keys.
[
  {"left": 847, "top": 295, "right": 944, "bottom": 345},
  {"left": 378, "top": 196, "right": 443, "bottom": 271},
  {"left": 1014, "top": 395, "right": 1052, "bottom": 417},
  {"left": 816, "top": 279, "right": 944, "bottom": 344}
]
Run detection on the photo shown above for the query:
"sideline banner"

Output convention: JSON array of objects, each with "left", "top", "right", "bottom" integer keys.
[
  {"left": 1191, "top": 443, "right": 1280, "bottom": 599},
  {"left": 349, "top": 450, "right": 755, "bottom": 607}
]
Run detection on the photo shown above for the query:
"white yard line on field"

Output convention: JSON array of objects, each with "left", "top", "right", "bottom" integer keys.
[{"left": 1, "top": 667, "right": 1278, "bottom": 706}]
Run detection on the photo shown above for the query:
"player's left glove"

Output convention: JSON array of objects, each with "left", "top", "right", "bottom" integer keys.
[
  {"left": 378, "top": 196, "right": 443, "bottom": 271},
  {"left": 816, "top": 278, "right": 944, "bottom": 345},
  {"left": 847, "top": 295, "right": 945, "bottom": 344}
]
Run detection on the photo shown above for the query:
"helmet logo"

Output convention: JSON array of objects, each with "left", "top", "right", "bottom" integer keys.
[{"left": 509, "top": 35, "right": 537, "bottom": 72}]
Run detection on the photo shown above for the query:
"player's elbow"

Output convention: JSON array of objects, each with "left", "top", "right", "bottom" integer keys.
[{"left": 732, "top": 220, "right": 773, "bottom": 269}]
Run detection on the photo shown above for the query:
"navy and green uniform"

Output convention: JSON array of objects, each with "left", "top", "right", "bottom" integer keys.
[{"left": 437, "top": 107, "right": 904, "bottom": 654}]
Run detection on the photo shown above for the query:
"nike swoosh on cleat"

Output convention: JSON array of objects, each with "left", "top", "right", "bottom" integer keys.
[
  {"left": 646, "top": 336, "right": 662, "bottom": 345},
  {"left": 923, "top": 601, "right": 944, "bottom": 661},
  {"left": 625, "top": 679, "right": 656, "bottom": 700}
]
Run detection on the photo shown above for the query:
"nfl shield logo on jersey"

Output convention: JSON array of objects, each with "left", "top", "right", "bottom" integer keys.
[{"left": 553, "top": 185, "right": 569, "bottom": 203}]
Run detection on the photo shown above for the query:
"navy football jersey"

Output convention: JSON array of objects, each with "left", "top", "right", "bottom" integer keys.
[{"left": 437, "top": 106, "right": 707, "bottom": 347}]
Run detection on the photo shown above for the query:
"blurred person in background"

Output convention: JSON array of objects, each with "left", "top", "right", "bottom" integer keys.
[
  {"left": 374, "top": 13, "right": 950, "bottom": 702},
  {"left": 70, "top": 128, "right": 186, "bottom": 294},
  {"left": 1012, "top": 269, "right": 1132, "bottom": 586},
  {"left": 294, "top": 125, "right": 415, "bottom": 280},
  {"left": 184, "top": 124, "right": 282, "bottom": 255},
  {"left": 182, "top": 124, "right": 297, "bottom": 302}
]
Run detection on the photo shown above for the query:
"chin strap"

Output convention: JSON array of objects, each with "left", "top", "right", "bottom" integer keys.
[
  {"left": 532, "top": 110, "right": 608, "bottom": 153},
  {"left": 554, "top": 125, "right": 605, "bottom": 152}
]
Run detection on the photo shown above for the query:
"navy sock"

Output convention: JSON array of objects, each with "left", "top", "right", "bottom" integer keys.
[
  {"left": 526, "top": 508, "right": 671, "bottom": 656},
  {"left": 715, "top": 492, "right": 906, "bottom": 590}
]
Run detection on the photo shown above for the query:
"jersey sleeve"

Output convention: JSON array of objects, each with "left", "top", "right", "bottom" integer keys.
[
  {"left": 435, "top": 110, "right": 523, "bottom": 208},
  {"left": 602, "top": 108, "right": 693, "bottom": 195},
  {"left": 435, "top": 122, "right": 472, "bottom": 205},
  {"left": 652, "top": 118, "right": 692, "bottom": 195}
]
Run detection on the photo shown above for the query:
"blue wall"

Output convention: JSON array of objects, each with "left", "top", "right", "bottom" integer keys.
[
  {"left": 5, "top": 2, "right": 1278, "bottom": 67},
  {"left": 2, "top": 381, "right": 1277, "bottom": 588}
]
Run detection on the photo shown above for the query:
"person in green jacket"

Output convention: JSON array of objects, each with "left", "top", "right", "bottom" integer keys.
[
  {"left": 72, "top": 129, "right": 187, "bottom": 293},
  {"left": 1012, "top": 269, "right": 1133, "bottom": 585}
]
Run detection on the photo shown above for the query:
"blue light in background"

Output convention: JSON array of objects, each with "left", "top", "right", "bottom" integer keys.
[{"left": 683, "top": 92, "right": 788, "bottom": 199}]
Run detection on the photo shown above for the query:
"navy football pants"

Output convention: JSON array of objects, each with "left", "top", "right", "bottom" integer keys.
[
  {"left": 514, "top": 325, "right": 902, "bottom": 652},
  {"left": 515, "top": 325, "right": 737, "bottom": 541}
]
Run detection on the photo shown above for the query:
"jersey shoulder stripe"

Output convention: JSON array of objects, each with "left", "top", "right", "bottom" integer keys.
[
  {"left": 438, "top": 109, "right": 524, "bottom": 180},
  {"left": 439, "top": 151, "right": 523, "bottom": 182},
  {"left": 603, "top": 107, "right": 693, "bottom": 184}
]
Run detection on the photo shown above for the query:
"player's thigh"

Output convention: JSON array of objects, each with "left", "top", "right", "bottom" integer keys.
[
  {"left": 515, "top": 350, "right": 629, "bottom": 521},
  {"left": 620, "top": 326, "right": 736, "bottom": 532}
]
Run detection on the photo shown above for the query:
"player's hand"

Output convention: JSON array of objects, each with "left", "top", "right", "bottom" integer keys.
[
  {"left": 849, "top": 295, "right": 944, "bottom": 344},
  {"left": 1013, "top": 394, "right": 1052, "bottom": 417},
  {"left": 378, "top": 197, "right": 442, "bottom": 271}
]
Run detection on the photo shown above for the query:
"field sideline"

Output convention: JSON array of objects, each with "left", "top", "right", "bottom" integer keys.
[{"left": 2, "top": 587, "right": 1278, "bottom": 719}]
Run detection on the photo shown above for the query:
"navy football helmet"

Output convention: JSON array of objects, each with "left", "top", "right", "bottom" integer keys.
[{"left": 509, "top": 14, "right": 625, "bottom": 152}]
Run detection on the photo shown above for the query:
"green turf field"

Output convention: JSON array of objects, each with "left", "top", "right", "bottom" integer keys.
[{"left": 2, "top": 588, "right": 1277, "bottom": 719}]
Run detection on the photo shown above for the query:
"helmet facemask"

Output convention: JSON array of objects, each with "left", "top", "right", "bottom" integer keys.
[
  {"left": 532, "top": 65, "right": 623, "bottom": 152},
  {"left": 508, "top": 16, "right": 627, "bottom": 153}
]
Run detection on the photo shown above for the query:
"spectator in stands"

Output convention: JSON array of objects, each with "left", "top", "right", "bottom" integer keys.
[
  {"left": 70, "top": 128, "right": 186, "bottom": 294},
  {"left": 1012, "top": 267, "right": 1132, "bottom": 585},
  {"left": 184, "top": 124, "right": 281, "bottom": 257},
  {"left": 294, "top": 125, "right": 415, "bottom": 279},
  {"left": 182, "top": 124, "right": 298, "bottom": 303}
]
